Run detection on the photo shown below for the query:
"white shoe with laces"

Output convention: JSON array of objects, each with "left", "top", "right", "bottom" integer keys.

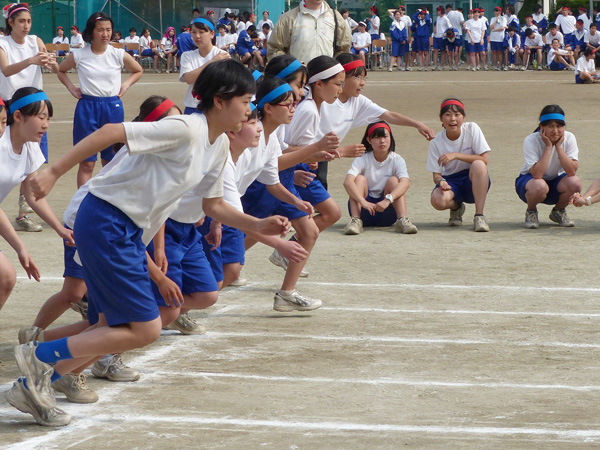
[
  {"left": 19, "top": 194, "right": 33, "bottom": 214},
  {"left": 166, "top": 312, "right": 206, "bottom": 335},
  {"left": 91, "top": 354, "right": 140, "bottom": 382},
  {"left": 14, "top": 215, "right": 42, "bottom": 232},
  {"left": 269, "top": 249, "right": 309, "bottom": 277},
  {"left": 273, "top": 290, "right": 322, "bottom": 312},
  {"left": 52, "top": 373, "right": 98, "bottom": 403},
  {"left": 7, "top": 377, "right": 71, "bottom": 427}
]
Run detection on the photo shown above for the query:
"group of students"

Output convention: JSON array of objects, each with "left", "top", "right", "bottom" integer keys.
[{"left": 0, "top": 6, "right": 597, "bottom": 429}]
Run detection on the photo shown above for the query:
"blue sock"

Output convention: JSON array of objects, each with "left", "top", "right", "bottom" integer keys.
[
  {"left": 50, "top": 371, "right": 62, "bottom": 384},
  {"left": 34, "top": 338, "right": 73, "bottom": 364}
]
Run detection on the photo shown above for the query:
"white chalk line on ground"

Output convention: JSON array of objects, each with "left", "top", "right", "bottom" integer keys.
[{"left": 148, "top": 370, "right": 600, "bottom": 392}]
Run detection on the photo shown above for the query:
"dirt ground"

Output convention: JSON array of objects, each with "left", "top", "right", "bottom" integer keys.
[{"left": 2, "top": 70, "right": 600, "bottom": 449}]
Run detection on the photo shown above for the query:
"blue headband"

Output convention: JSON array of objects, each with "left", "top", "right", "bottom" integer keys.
[
  {"left": 274, "top": 59, "right": 302, "bottom": 79},
  {"left": 192, "top": 18, "right": 215, "bottom": 31},
  {"left": 9, "top": 92, "right": 50, "bottom": 114},
  {"left": 252, "top": 70, "right": 263, "bottom": 81},
  {"left": 250, "top": 102, "right": 256, "bottom": 112},
  {"left": 539, "top": 113, "right": 565, "bottom": 123},
  {"left": 257, "top": 83, "right": 292, "bottom": 109}
]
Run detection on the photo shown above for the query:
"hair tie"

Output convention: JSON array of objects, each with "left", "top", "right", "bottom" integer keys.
[
  {"left": 308, "top": 63, "right": 344, "bottom": 84},
  {"left": 367, "top": 122, "right": 391, "bottom": 137},
  {"left": 9, "top": 92, "right": 49, "bottom": 114},
  {"left": 257, "top": 83, "right": 292, "bottom": 109},
  {"left": 539, "top": 113, "right": 565, "bottom": 123},
  {"left": 274, "top": 59, "right": 302, "bottom": 79},
  {"left": 342, "top": 60, "right": 365, "bottom": 72},
  {"left": 143, "top": 99, "right": 175, "bottom": 122},
  {"left": 441, "top": 99, "right": 465, "bottom": 111},
  {"left": 192, "top": 17, "right": 215, "bottom": 31}
]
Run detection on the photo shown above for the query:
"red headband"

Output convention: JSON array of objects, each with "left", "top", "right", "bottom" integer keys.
[
  {"left": 144, "top": 99, "right": 176, "bottom": 122},
  {"left": 441, "top": 99, "right": 465, "bottom": 111},
  {"left": 343, "top": 60, "right": 365, "bottom": 72},
  {"left": 0, "top": 98, "right": 5, "bottom": 107},
  {"left": 367, "top": 122, "right": 391, "bottom": 137}
]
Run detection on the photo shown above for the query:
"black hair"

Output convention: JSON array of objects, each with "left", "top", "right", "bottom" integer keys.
[
  {"left": 82, "top": 11, "right": 114, "bottom": 43},
  {"left": 336, "top": 52, "right": 367, "bottom": 77},
  {"left": 549, "top": 22, "right": 557, "bottom": 29},
  {"left": 506, "top": 5, "right": 515, "bottom": 14},
  {"left": 262, "top": 23, "right": 271, "bottom": 30},
  {"left": 533, "top": 3, "right": 542, "bottom": 11},
  {"left": 370, "top": 6, "right": 379, "bottom": 15},
  {"left": 584, "top": 47, "right": 595, "bottom": 57},
  {"left": 340, "top": 8, "right": 349, "bottom": 14},
  {"left": 191, "top": 15, "right": 216, "bottom": 45},
  {"left": 525, "top": 28, "right": 534, "bottom": 36},
  {"left": 439, "top": 97, "right": 465, "bottom": 118},
  {"left": 129, "top": 27, "right": 136, "bottom": 33},
  {"left": 7, "top": 87, "right": 53, "bottom": 126},
  {"left": 256, "top": 77, "right": 294, "bottom": 117},
  {"left": 361, "top": 121, "right": 395, "bottom": 153},
  {"left": 192, "top": 8, "right": 201, "bottom": 14},
  {"left": 247, "top": 25, "right": 256, "bottom": 33},
  {"left": 446, "top": 4, "right": 453, "bottom": 9},
  {"left": 217, "top": 23, "right": 226, "bottom": 30},
  {"left": 262, "top": 10, "right": 269, "bottom": 15},
  {"left": 264, "top": 54, "right": 309, "bottom": 86},
  {"left": 536, "top": 104, "right": 565, "bottom": 132},
  {"left": 5, "top": 3, "right": 31, "bottom": 35},
  {"left": 591, "top": 23, "right": 598, "bottom": 28},
  {"left": 228, "top": 22, "right": 237, "bottom": 34},
  {"left": 193, "top": 59, "right": 256, "bottom": 113},
  {"left": 307, "top": 55, "right": 342, "bottom": 85},
  {"left": 507, "top": 25, "right": 516, "bottom": 32}
]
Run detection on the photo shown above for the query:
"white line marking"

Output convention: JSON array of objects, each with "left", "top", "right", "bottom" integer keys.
[
  {"left": 149, "top": 370, "right": 600, "bottom": 392},
  {"left": 320, "top": 307, "right": 600, "bottom": 318}
]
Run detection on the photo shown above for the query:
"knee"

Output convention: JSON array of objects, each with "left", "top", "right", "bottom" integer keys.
[
  {"left": 79, "top": 161, "right": 95, "bottom": 174},
  {"left": 298, "top": 221, "right": 320, "bottom": 244},
  {"left": 563, "top": 176, "right": 582, "bottom": 194},
  {"left": 527, "top": 179, "right": 549, "bottom": 197},
  {"left": 0, "top": 266, "right": 16, "bottom": 300},
  {"left": 320, "top": 201, "right": 342, "bottom": 224},
  {"left": 142, "top": 320, "right": 163, "bottom": 345},
  {"left": 430, "top": 193, "right": 446, "bottom": 210},
  {"left": 470, "top": 160, "right": 488, "bottom": 175},
  {"left": 201, "top": 291, "right": 218, "bottom": 308}
]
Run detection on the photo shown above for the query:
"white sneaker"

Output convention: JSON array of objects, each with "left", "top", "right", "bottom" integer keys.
[
  {"left": 524, "top": 209, "right": 539, "bottom": 229},
  {"left": 448, "top": 202, "right": 465, "bottom": 226},
  {"left": 14, "top": 342, "right": 55, "bottom": 408},
  {"left": 166, "top": 312, "right": 206, "bottom": 335},
  {"left": 70, "top": 296, "right": 88, "bottom": 321},
  {"left": 52, "top": 373, "right": 98, "bottom": 403},
  {"left": 91, "top": 354, "right": 140, "bottom": 382},
  {"left": 344, "top": 217, "right": 363, "bottom": 235},
  {"left": 7, "top": 377, "right": 71, "bottom": 427},
  {"left": 388, "top": 67, "right": 392, "bottom": 72},
  {"left": 19, "top": 194, "right": 34, "bottom": 214},
  {"left": 395, "top": 217, "right": 418, "bottom": 234},
  {"left": 230, "top": 277, "right": 247, "bottom": 287},
  {"left": 18, "top": 326, "right": 45, "bottom": 344},
  {"left": 269, "top": 249, "right": 309, "bottom": 277},
  {"left": 473, "top": 215, "right": 490, "bottom": 232},
  {"left": 14, "top": 215, "right": 42, "bottom": 232},
  {"left": 273, "top": 290, "right": 322, "bottom": 312},
  {"left": 549, "top": 208, "right": 574, "bottom": 227}
]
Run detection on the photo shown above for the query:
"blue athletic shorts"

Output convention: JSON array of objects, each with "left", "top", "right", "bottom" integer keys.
[
  {"left": 350, "top": 194, "right": 397, "bottom": 227},
  {"left": 515, "top": 172, "right": 567, "bottom": 205},
  {"left": 74, "top": 95, "right": 124, "bottom": 162},
  {"left": 141, "top": 48, "right": 154, "bottom": 57},
  {"left": 490, "top": 41, "right": 503, "bottom": 51},
  {"left": 147, "top": 218, "right": 218, "bottom": 307},
  {"left": 63, "top": 225, "right": 83, "bottom": 279},
  {"left": 433, "top": 37, "right": 445, "bottom": 50},
  {"left": 295, "top": 164, "right": 331, "bottom": 206},
  {"left": 391, "top": 40, "right": 408, "bottom": 56},
  {"left": 550, "top": 60, "right": 567, "bottom": 71},
  {"left": 436, "top": 168, "right": 491, "bottom": 204},
  {"left": 351, "top": 47, "right": 369, "bottom": 55},
  {"left": 40, "top": 132, "right": 48, "bottom": 163},
  {"left": 74, "top": 193, "right": 159, "bottom": 326},
  {"left": 198, "top": 218, "right": 246, "bottom": 282},
  {"left": 414, "top": 35, "right": 429, "bottom": 52}
]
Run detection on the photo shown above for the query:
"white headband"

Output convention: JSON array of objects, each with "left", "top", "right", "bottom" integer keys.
[{"left": 308, "top": 63, "right": 344, "bottom": 84}]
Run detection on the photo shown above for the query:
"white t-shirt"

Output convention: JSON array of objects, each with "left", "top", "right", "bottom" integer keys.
[
  {"left": 352, "top": 31, "right": 371, "bottom": 48},
  {"left": 548, "top": 47, "right": 570, "bottom": 62},
  {"left": 434, "top": 15, "right": 452, "bottom": 38},
  {"left": 216, "top": 34, "right": 236, "bottom": 48},
  {"left": 575, "top": 55, "right": 595, "bottom": 74},
  {"left": 139, "top": 35, "right": 153, "bottom": 51},
  {"left": 318, "top": 95, "right": 387, "bottom": 141},
  {"left": 179, "top": 46, "right": 226, "bottom": 109},
  {"left": 160, "top": 37, "right": 174, "bottom": 51},
  {"left": 489, "top": 16, "right": 507, "bottom": 42},
  {"left": 519, "top": 131, "right": 578, "bottom": 179},
  {"left": 70, "top": 33, "right": 84, "bottom": 48},
  {"left": 368, "top": 15, "right": 380, "bottom": 34},
  {"left": 257, "top": 19, "right": 274, "bottom": 30},
  {"left": 89, "top": 114, "right": 227, "bottom": 242},
  {"left": 579, "top": 14, "right": 593, "bottom": 30},
  {"left": 545, "top": 31, "right": 564, "bottom": 46},
  {"left": 584, "top": 30, "right": 600, "bottom": 46},
  {"left": 124, "top": 36, "right": 140, "bottom": 45},
  {"left": 0, "top": 35, "right": 43, "bottom": 100},
  {"left": 236, "top": 126, "right": 281, "bottom": 195},
  {"left": 285, "top": 95, "right": 320, "bottom": 146},
  {"left": 53, "top": 36, "right": 69, "bottom": 45},
  {"left": 427, "top": 122, "right": 490, "bottom": 176},
  {"left": 525, "top": 33, "right": 543, "bottom": 47},
  {"left": 237, "top": 21, "right": 246, "bottom": 33},
  {"left": 347, "top": 151, "right": 409, "bottom": 198},
  {"left": 73, "top": 45, "right": 124, "bottom": 97},
  {"left": 345, "top": 17, "right": 358, "bottom": 31},
  {"left": 465, "top": 18, "right": 486, "bottom": 42},
  {"left": 447, "top": 10, "right": 464, "bottom": 35},
  {"left": 0, "top": 126, "right": 45, "bottom": 203},
  {"left": 221, "top": 154, "right": 244, "bottom": 213},
  {"left": 556, "top": 14, "right": 576, "bottom": 34}
]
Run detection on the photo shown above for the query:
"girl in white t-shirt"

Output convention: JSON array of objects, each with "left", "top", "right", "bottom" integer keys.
[
  {"left": 344, "top": 121, "right": 417, "bottom": 235},
  {"left": 69, "top": 26, "right": 84, "bottom": 48},
  {"left": 160, "top": 26, "right": 178, "bottom": 73},
  {"left": 0, "top": 3, "right": 59, "bottom": 226},
  {"left": 515, "top": 104, "right": 581, "bottom": 229},
  {"left": 139, "top": 28, "right": 160, "bottom": 72},
  {"left": 8, "top": 60, "right": 291, "bottom": 427},
  {"left": 574, "top": 47, "right": 598, "bottom": 83},
  {"left": 427, "top": 99, "right": 491, "bottom": 232},
  {"left": 180, "top": 16, "right": 229, "bottom": 115},
  {"left": 58, "top": 11, "right": 142, "bottom": 188},
  {"left": 0, "top": 88, "right": 74, "bottom": 313}
]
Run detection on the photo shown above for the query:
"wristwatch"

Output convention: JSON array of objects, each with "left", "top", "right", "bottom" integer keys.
[
  {"left": 385, "top": 194, "right": 394, "bottom": 203},
  {"left": 586, "top": 196, "right": 593, "bottom": 206}
]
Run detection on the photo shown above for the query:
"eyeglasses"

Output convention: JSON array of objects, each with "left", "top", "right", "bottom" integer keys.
[
  {"left": 273, "top": 102, "right": 296, "bottom": 111},
  {"left": 351, "top": 76, "right": 368, "bottom": 82}
]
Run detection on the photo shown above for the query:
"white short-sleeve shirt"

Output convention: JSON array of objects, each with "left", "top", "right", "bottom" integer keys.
[
  {"left": 575, "top": 55, "right": 595, "bottom": 74},
  {"left": 70, "top": 33, "right": 84, "bottom": 48},
  {"left": 434, "top": 15, "right": 452, "bottom": 38},
  {"left": 124, "top": 36, "right": 140, "bottom": 45},
  {"left": 352, "top": 31, "right": 371, "bottom": 48},
  {"left": 235, "top": 126, "right": 281, "bottom": 195},
  {"left": 447, "top": 10, "right": 464, "bottom": 35},
  {"left": 318, "top": 95, "right": 387, "bottom": 141},
  {"left": 179, "top": 46, "right": 226, "bottom": 109},
  {"left": 285, "top": 96, "right": 320, "bottom": 146},
  {"left": 0, "top": 126, "right": 45, "bottom": 203},
  {"left": 584, "top": 30, "right": 600, "bottom": 46},
  {"left": 222, "top": 154, "right": 244, "bottom": 213},
  {"left": 426, "top": 122, "right": 490, "bottom": 175},
  {"left": 89, "top": 114, "right": 228, "bottom": 239},
  {"left": 556, "top": 14, "right": 576, "bottom": 35},
  {"left": 519, "top": 131, "right": 578, "bottom": 179},
  {"left": 347, "top": 151, "right": 409, "bottom": 198},
  {"left": 525, "top": 33, "right": 543, "bottom": 47},
  {"left": 53, "top": 36, "right": 69, "bottom": 45},
  {"left": 489, "top": 16, "right": 507, "bottom": 42},
  {"left": 465, "top": 18, "right": 486, "bottom": 42},
  {"left": 545, "top": 31, "right": 564, "bottom": 46},
  {"left": 73, "top": 45, "right": 124, "bottom": 97},
  {"left": 0, "top": 35, "right": 43, "bottom": 100}
]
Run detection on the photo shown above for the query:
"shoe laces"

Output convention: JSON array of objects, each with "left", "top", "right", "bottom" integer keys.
[
  {"left": 108, "top": 354, "right": 127, "bottom": 371},
  {"left": 71, "top": 373, "right": 90, "bottom": 391},
  {"left": 179, "top": 313, "right": 197, "bottom": 329}
]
